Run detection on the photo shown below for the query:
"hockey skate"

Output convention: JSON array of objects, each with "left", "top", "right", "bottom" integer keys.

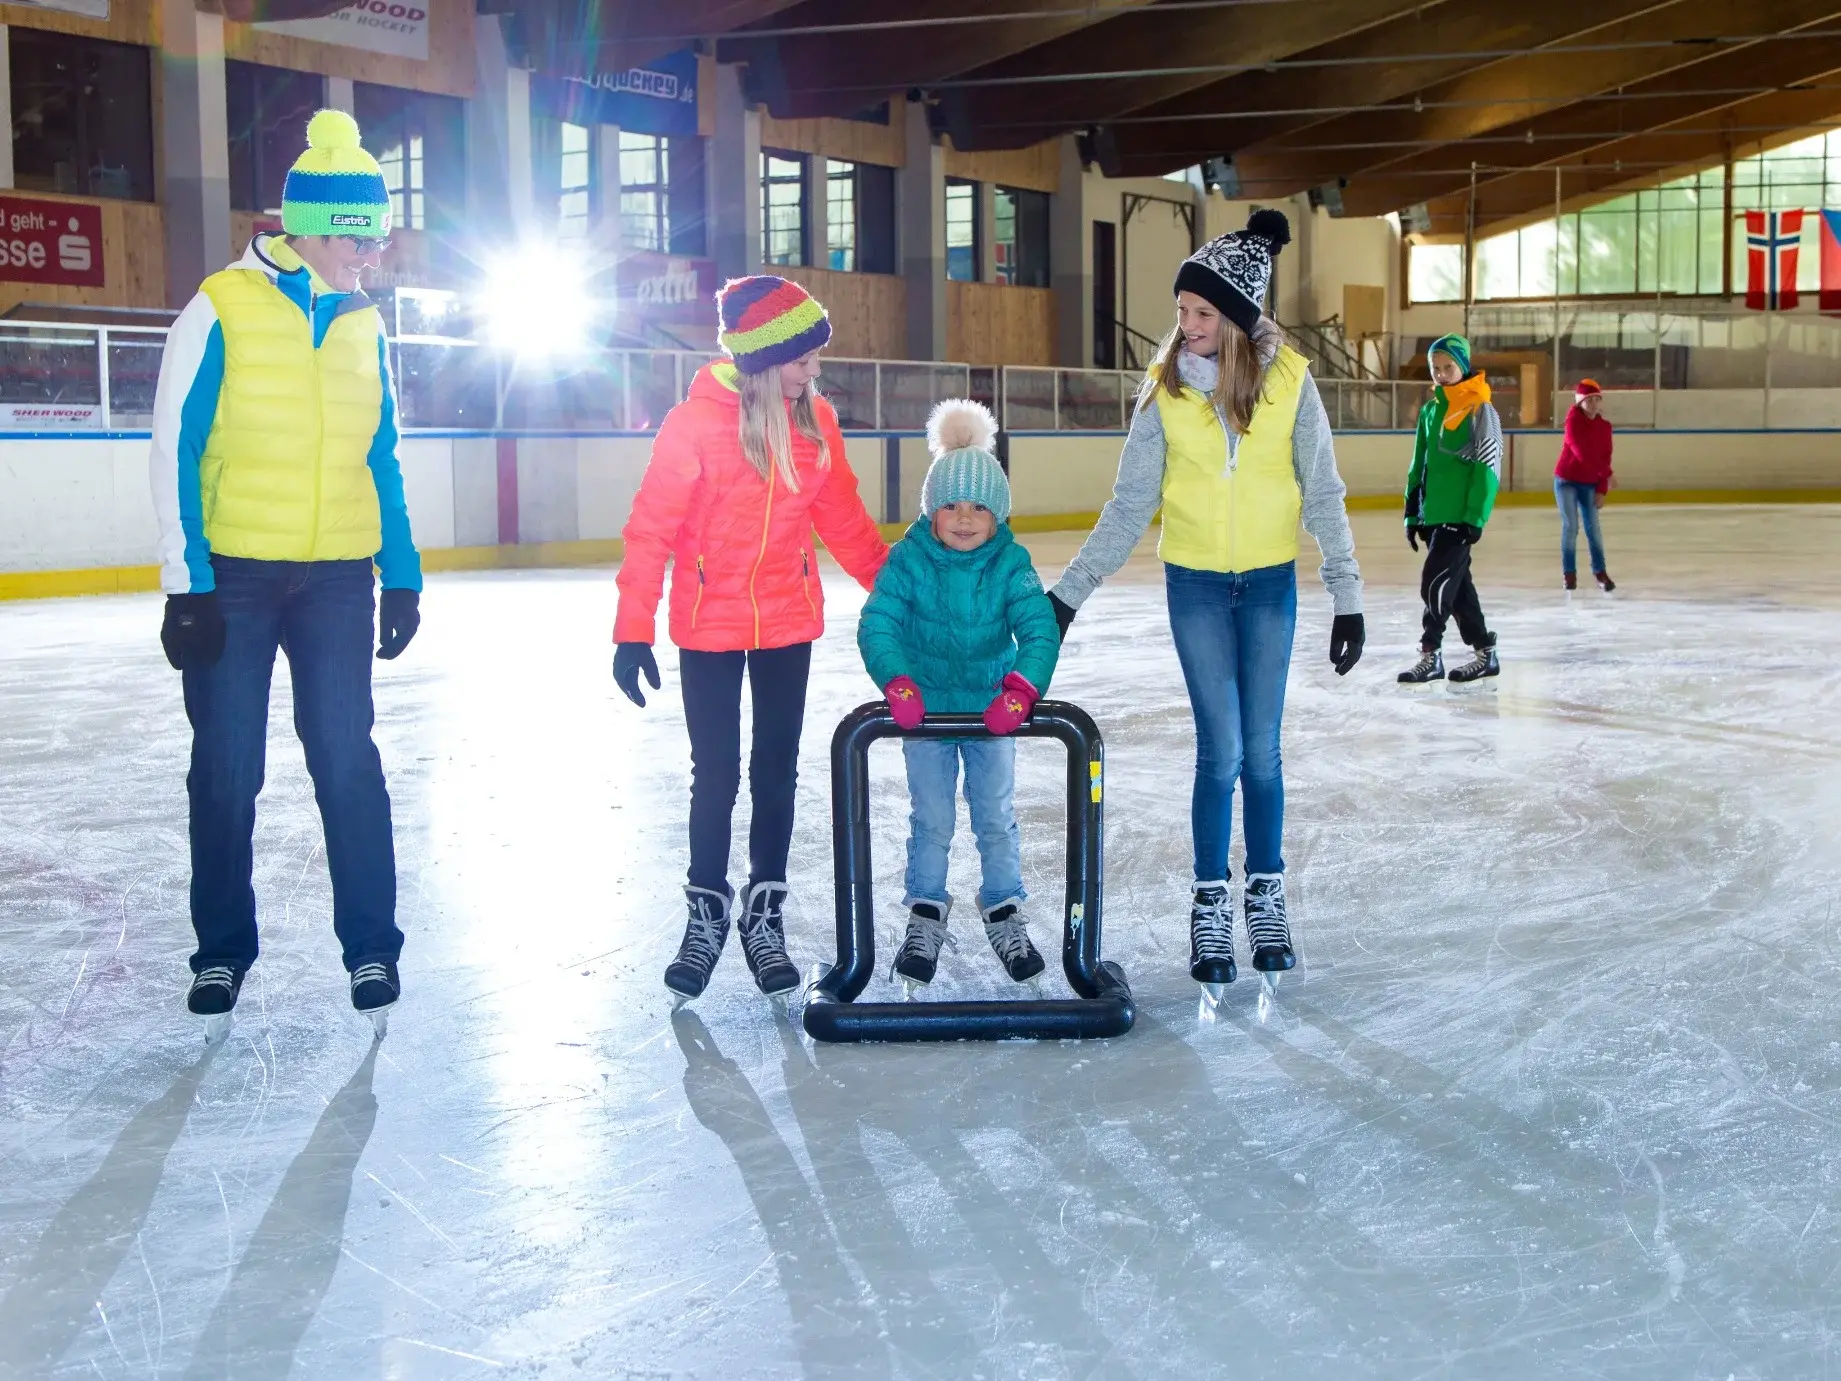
[
  {"left": 188, "top": 965, "right": 244, "bottom": 1044},
  {"left": 1245, "top": 874, "right": 1294, "bottom": 1024},
  {"left": 891, "top": 899, "right": 954, "bottom": 997},
  {"left": 1189, "top": 881, "right": 1236, "bottom": 1007},
  {"left": 1446, "top": 642, "right": 1499, "bottom": 684},
  {"left": 1397, "top": 647, "right": 1444, "bottom": 683},
  {"left": 738, "top": 881, "right": 801, "bottom": 1003},
  {"left": 981, "top": 900, "right": 1045, "bottom": 990},
  {"left": 1563, "top": 571, "right": 1577, "bottom": 591},
  {"left": 350, "top": 961, "right": 399, "bottom": 1040},
  {"left": 664, "top": 886, "right": 732, "bottom": 1006},
  {"left": 1594, "top": 570, "right": 1616, "bottom": 593}
]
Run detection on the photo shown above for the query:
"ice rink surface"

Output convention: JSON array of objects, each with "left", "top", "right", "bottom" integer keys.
[{"left": 3, "top": 504, "right": 1840, "bottom": 1380}]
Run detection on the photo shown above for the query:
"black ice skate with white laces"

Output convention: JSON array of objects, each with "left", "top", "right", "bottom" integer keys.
[
  {"left": 665, "top": 886, "right": 732, "bottom": 1005},
  {"left": 738, "top": 881, "right": 801, "bottom": 1001},
  {"left": 350, "top": 960, "right": 399, "bottom": 1039},
  {"left": 188, "top": 964, "right": 245, "bottom": 1044},
  {"left": 1446, "top": 641, "right": 1499, "bottom": 684},
  {"left": 1397, "top": 647, "right": 1444, "bottom": 683},
  {"left": 891, "top": 899, "right": 955, "bottom": 996},
  {"left": 1189, "top": 881, "right": 1236, "bottom": 1005},
  {"left": 981, "top": 900, "right": 1046, "bottom": 987},
  {"left": 1244, "top": 873, "right": 1294, "bottom": 1020}
]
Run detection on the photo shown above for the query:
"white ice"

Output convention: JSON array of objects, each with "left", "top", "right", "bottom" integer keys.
[{"left": 3, "top": 505, "right": 1840, "bottom": 1379}]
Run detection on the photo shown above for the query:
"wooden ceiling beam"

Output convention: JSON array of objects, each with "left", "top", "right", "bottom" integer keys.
[
  {"left": 1097, "top": 0, "right": 1672, "bottom": 178},
  {"left": 1228, "top": 0, "right": 1841, "bottom": 200},
  {"left": 934, "top": 0, "right": 1426, "bottom": 152},
  {"left": 721, "top": 0, "right": 1159, "bottom": 120},
  {"left": 1339, "top": 26, "right": 1841, "bottom": 216}
]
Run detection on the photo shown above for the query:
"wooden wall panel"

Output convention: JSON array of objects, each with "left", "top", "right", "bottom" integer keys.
[
  {"left": 0, "top": 0, "right": 156, "bottom": 46},
  {"left": 225, "top": 0, "right": 475, "bottom": 98},
  {"left": 759, "top": 112, "right": 903, "bottom": 168},
  {"left": 947, "top": 282, "right": 1055, "bottom": 367},
  {"left": 943, "top": 138, "right": 1060, "bottom": 193},
  {"left": 0, "top": 196, "right": 165, "bottom": 315},
  {"left": 780, "top": 265, "right": 905, "bottom": 359}
]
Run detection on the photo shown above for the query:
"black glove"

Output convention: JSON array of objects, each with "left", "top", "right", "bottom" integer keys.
[
  {"left": 377, "top": 588, "right": 420, "bottom": 660},
  {"left": 1329, "top": 613, "right": 1365, "bottom": 676},
  {"left": 1046, "top": 592, "right": 1076, "bottom": 642},
  {"left": 1406, "top": 525, "right": 1425, "bottom": 552},
  {"left": 160, "top": 592, "right": 225, "bottom": 671},
  {"left": 1462, "top": 524, "right": 1483, "bottom": 545},
  {"left": 614, "top": 642, "right": 660, "bottom": 707}
]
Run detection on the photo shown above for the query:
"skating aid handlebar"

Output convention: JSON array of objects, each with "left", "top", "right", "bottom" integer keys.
[{"left": 803, "top": 700, "right": 1134, "bottom": 1043}]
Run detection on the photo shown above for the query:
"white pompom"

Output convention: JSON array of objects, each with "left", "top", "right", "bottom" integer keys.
[{"left": 925, "top": 398, "right": 998, "bottom": 459}]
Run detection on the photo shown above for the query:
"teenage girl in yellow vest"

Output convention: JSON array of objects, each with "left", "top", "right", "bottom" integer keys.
[{"left": 1047, "top": 211, "right": 1364, "bottom": 1001}]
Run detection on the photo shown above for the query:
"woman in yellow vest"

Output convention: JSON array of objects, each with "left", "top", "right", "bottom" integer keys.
[{"left": 1047, "top": 210, "right": 1363, "bottom": 1001}]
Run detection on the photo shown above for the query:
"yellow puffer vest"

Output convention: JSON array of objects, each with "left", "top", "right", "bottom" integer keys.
[
  {"left": 1155, "top": 344, "right": 1309, "bottom": 574},
  {"left": 197, "top": 266, "right": 384, "bottom": 563}
]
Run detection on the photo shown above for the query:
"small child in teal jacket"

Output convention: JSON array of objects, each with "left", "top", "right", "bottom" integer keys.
[{"left": 857, "top": 399, "right": 1061, "bottom": 991}]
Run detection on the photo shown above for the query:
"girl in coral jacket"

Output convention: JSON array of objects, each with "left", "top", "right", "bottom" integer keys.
[
  {"left": 1554, "top": 378, "right": 1616, "bottom": 592},
  {"left": 611, "top": 277, "right": 889, "bottom": 1006}
]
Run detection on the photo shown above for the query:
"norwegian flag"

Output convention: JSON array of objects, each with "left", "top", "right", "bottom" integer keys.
[{"left": 1746, "top": 209, "right": 1804, "bottom": 311}]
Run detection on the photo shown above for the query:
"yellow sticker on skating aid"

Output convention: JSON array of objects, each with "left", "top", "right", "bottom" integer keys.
[{"left": 1089, "top": 761, "right": 1102, "bottom": 803}]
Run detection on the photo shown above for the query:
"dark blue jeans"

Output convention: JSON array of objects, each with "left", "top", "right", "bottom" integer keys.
[
  {"left": 1165, "top": 561, "right": 1297, "bottom": 881},
  {"left": 183, "top": 556, "right": 401, "bottom": 974}
]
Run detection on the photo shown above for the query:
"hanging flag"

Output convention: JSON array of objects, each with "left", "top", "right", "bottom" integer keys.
[
  {"left": 1819, "top": 209, "right": 1841, "bottom": 313},
  {"left": 1745, "top": 209, "right": 1804, "bottom": 310}
]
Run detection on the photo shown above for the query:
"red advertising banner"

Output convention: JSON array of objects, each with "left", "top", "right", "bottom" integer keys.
[
  {"left": 615, "top": 252, "right": 718, "bottom": 327},
  {"left": 0, "top": 196, "right": 105, "bottom": 287}
]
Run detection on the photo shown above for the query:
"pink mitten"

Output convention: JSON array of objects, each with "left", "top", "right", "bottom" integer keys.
[
  {"left": 982, "top": 672, "right": 1040, "bottom": 736},
  {"left": 885, "top": 675, "right": 925, "bottom": 730}
]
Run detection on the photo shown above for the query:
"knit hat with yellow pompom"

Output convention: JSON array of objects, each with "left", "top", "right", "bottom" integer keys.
[{"left": 281, "top": 109, "right": 392, "bottom": 238}]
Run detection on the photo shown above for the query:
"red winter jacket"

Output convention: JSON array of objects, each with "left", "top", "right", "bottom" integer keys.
[
  {"left": 1555, "top": 405, "right": 1614, "bottom": 493},
  {"left": 614, "top": 362, "right": 888, "bottom": 652}
]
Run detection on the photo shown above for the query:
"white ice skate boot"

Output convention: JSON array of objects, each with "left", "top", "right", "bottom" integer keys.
[
  {"left": 1189, "top": 881, "right": 1236, "bottom": 1007},
  {"left": 981, "top": 899, "right": 1045, "bottom": 988},
  {"left": 350, "top": 961, "right": 399, "bottom": 1040},
  {"left": 891, "top": 899, "right": 954, "bottom": 996}
]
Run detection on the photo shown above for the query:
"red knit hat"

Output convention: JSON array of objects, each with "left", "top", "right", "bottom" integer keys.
[{"left": 1574, "top": 378, "right": 1603, "bottom": 398}]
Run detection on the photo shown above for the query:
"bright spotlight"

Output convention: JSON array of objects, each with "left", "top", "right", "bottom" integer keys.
[{"left": 477, "top": 245, "right": 594, "bottom": 356}]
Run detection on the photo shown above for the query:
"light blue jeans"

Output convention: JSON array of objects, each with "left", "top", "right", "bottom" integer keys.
[
  {"left": 1555, "top": 478, "right": 1607, "bottom": 576},
  {"left": 902, "top": 738, "right": 1025, "bottom": 912}
]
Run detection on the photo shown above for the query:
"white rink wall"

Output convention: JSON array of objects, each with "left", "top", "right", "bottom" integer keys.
[{"left": 0, "top": 424, "right": 1837, "bottom": 579}]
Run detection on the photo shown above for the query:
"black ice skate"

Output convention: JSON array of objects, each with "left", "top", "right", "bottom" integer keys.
[
  {"left": 738, "top": 881, "right": 801, "bottom": 1000},
  {"left": 1397, "top": 648, "right": 1444, "bottom": 683},
  {"left": 891, "top": 899, "right": 954, "bottom": 994},
  {"left": 1189, "top": 881, "right": 1236, "bottom": 1004},
  {"left": 1594, "top": 570, "right": 1616, "bottom": 593},
  {"left": 1447, "top": 642, "right": 1500, "bottom": 683},
  {"left": 187, "top": 964, "right": 245, "bottom": 1044},
  {"left": 664, "top": 886, "right": 732, "bottom": 1005},
  {"left": 350, "top": 961, "right": 399, "bottom": 1040},
  {"left": 981, "top": 900, "right": 1045, "bottom": 986},
  {"left": 1245, "top": 873, "right": 1294, "bottom": 1023},
  {"left": 1563, "top": 571, "right": 1577, "bottom": 591}
]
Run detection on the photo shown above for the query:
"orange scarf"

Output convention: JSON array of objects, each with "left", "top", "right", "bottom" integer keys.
[{"left": 1440, "top": 373, "right": 1491, "bottom": 432}]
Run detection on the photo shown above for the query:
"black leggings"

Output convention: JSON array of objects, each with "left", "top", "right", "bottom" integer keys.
[
  {"left": 1419, "top": 526, "right": 1493, "bottom": 652},
  {"left": 679, "top": 643, "right": 813, "bottom": 897}
]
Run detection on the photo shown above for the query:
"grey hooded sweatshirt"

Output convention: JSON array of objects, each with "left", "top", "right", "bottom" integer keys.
[{"left": 1049, "top": 323, "right": 1364, "bottom": 617}]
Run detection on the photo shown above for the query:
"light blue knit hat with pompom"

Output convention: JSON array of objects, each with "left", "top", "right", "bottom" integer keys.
[{"left": 920, "top": 398, "right": 1010, "bottom": 523}]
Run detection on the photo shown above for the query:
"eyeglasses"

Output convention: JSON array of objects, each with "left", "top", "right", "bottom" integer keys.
[{"left": 338, "top": 235, "right": 391, "bottom": 255}]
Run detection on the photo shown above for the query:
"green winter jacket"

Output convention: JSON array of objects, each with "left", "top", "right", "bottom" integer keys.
[
  {"left": 858, "top": 520, "right": 1060, "bottom": 714},
  {"left": 1405, "top": 377, "right": 1503, "bottom": 530}
]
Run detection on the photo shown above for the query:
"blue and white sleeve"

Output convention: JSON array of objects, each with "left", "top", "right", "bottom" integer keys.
[
  {"left": 148, "top": 293, "right": 224, "bottom": 594},
  {"left": 367, "top": 329, "right": 422, "bottom": 592}
]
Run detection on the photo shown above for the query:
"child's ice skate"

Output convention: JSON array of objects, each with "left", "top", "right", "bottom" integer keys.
[
  {"left": 187, "top": 965, "right": 244, "bottom": 1044},
  {"left": 1397, "top": 647, "right": 1444, "bottom": 683},
  {"left": 1446, "top": 641, "right": 1499, "bottom": 683},
  {"left": 350, "top": 961, "right": 399, "bottom": 1040},
  {"left": 1563, "top": 571, "right": 1577, "bottom": 591},
  {"left": 1594, "top": 569, "right": 1616, "bottom": 593},
  {"left": 738, "top": 881, "right": 801, "bottom": 1005},
  {"left": 664, "top": 886, "right": 732, "bottom": 1007},
  {"left": 891, "top": 899, "right": 954, "bottom": 997},
  {"left": 1189, "top": 881, "right": 1235, "bottom": 1008},
  {"left": 981, "top": 899, "right": 1045, "bottom": 990},
  {"left": 1245, "top": 874, "right": 1294, "bottom": 1024}
]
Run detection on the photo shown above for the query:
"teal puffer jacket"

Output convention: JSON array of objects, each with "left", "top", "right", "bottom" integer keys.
[{"left": 857, "top": 520, "right": 1060, "bottom": 714}]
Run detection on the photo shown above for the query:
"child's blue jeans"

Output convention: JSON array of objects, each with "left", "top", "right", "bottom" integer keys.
[{"left": 902, "top": 738, "right": 1025, "bottom": 913}]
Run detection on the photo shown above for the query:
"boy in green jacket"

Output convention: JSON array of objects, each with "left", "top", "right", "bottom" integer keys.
[
  {"left": 1399, "top": 333, "right": 1502, "bottom": 684},
  {"left": 858, "top": 399, "right": 1061, "bottom": 992}
]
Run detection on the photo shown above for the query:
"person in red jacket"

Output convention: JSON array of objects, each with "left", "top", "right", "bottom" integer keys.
[
  {"left": 1555, "top": 378, "right": 1615, "bottom": 592},
  {"left": 612, "top": 276, "right": 889, "bottom": 1006}
]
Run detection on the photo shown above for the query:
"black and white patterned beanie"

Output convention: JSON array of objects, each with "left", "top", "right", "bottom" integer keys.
[{"left": 1173, "top": 209, "right": 1291, "bottom": 338}]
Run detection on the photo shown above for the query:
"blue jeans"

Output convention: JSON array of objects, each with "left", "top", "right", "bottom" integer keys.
[
  {"left": 1555, "top": 479, "right": 1607, "bottom": 576},
  {"left": 183, "top": 557, "right": 401, "bottom": 975},
  {"left": 902, "top": 738, "right": 1024, "bottom": 912},
  {"left": 1165, "top": 561, "right": 1297, "bottom": 881}
]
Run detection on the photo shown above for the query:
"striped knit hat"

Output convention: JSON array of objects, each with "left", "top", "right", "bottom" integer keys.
[
  {"left": 716, "top": 276, "right": 832, "bottom": 374},
  {"left": 282, "top": 110, "right": 391, "bottom": 239},
  {"left": 920, "top": 399, "right": 1010, "bottom": 523}
]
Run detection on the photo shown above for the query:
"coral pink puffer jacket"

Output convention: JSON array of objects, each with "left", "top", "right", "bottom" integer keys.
[{"left": 614, "top": 362, "right": 888, "bottom": 652}]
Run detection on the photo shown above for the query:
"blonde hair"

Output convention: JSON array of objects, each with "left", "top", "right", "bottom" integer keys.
[
  {"left": 1146, "top": 316, "right": 1283, "bottom": 435},
  {"left": 738, "top": 367, "right": 830, "bottom": 490}
]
